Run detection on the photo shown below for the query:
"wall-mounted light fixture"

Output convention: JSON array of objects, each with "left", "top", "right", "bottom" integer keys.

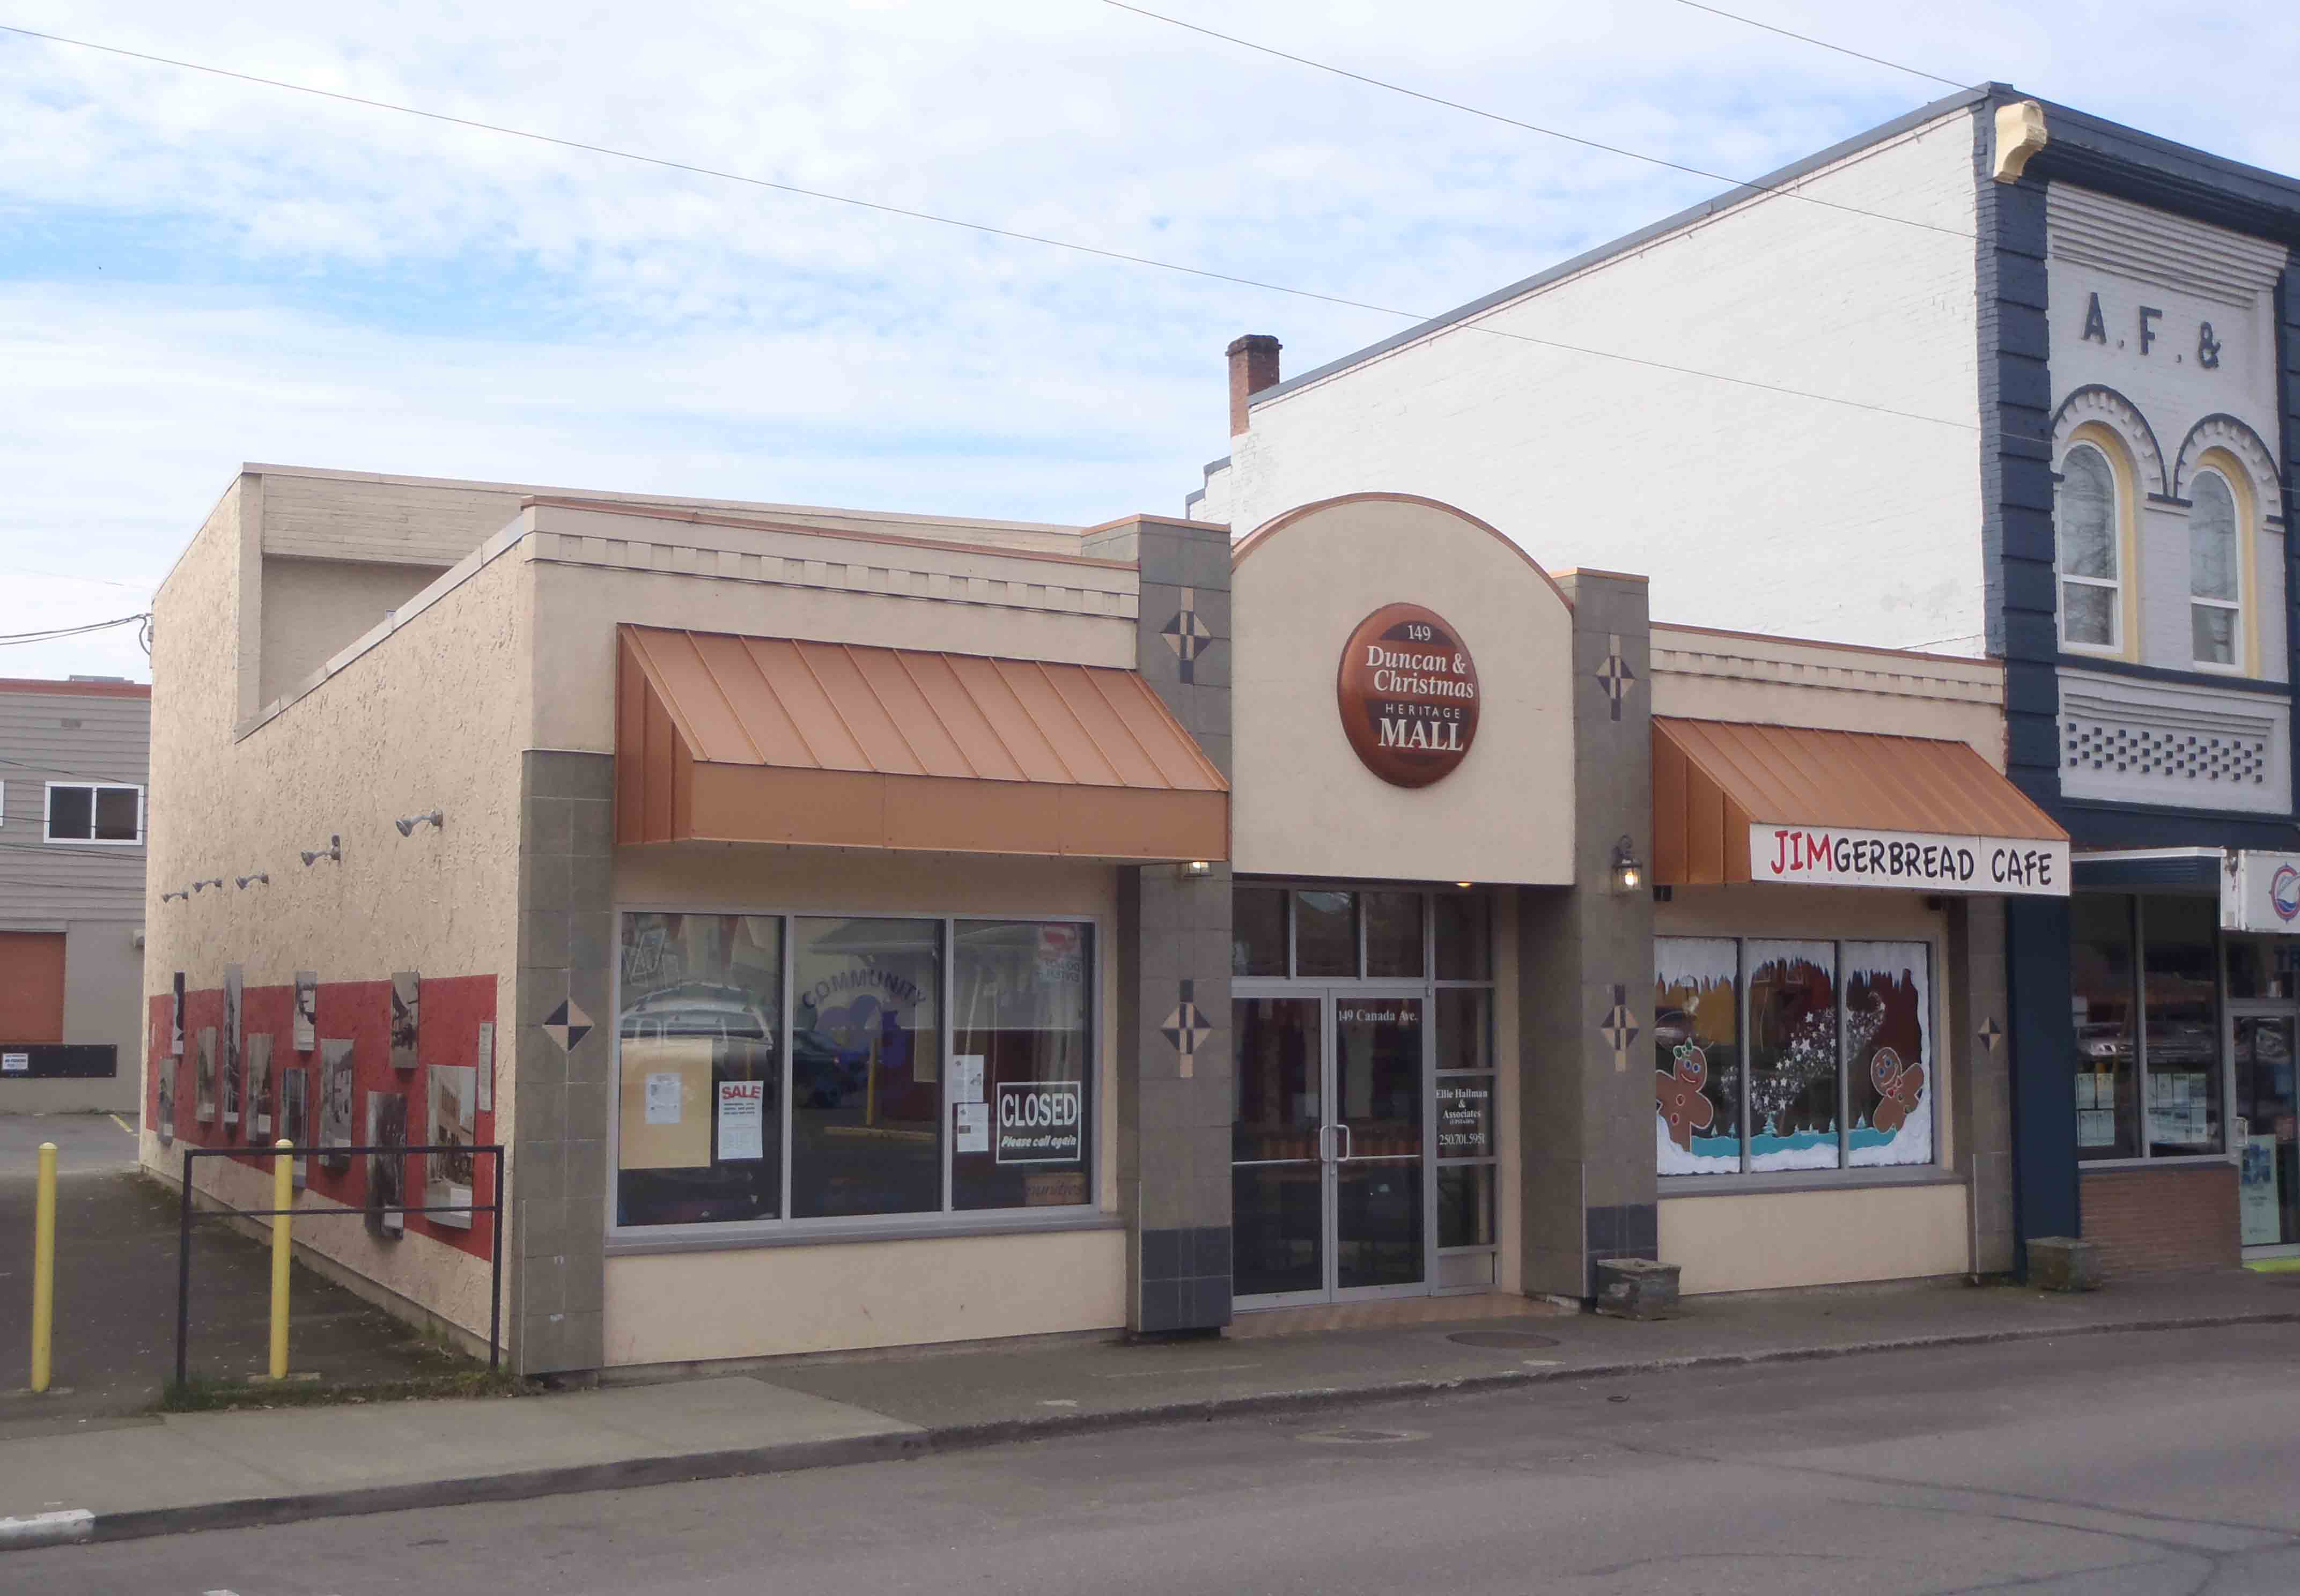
[
  {"left": 1609, "top": 836, "right": 1644, "bottom": 896},
  {"left": 1174, "top": 859, "right": 1214, "bottom": 881},
  {"left": 235, "top": 872, "right": 270, "bottom": 889},
  {"left": 160, "top": 888, "right": 189, "bottom": 903},
  {"left": 394, "top": 809, "right": 444, "bottom": 838},
  {"left": 299, "top": 834, "right": 341, "bottom": 867},
  {"left": 190, "top": 876, "right": 226, "bottom": 894}
]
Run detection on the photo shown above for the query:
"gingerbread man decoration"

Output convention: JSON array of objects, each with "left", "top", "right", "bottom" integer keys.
[
  {"left": 1868, "top": 1047, "right": 1925, "bottom": 1134},
  {"left": 1655, "top": 1042, "right": 1715, "bottom": 1151}
]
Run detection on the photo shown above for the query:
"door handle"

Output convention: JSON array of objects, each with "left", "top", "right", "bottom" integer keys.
[{"left": 1336, "top": 1123, "right": 1353, "bottom": 1162}]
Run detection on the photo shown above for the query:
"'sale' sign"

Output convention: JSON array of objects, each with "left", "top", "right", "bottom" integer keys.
[{"left": 1336, "top": 602, "right": 1481, "bottom": 788}]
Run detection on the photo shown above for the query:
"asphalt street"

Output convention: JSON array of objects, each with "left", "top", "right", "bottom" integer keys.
[{"left": 23, "top": 1320, "right": 2300, "bottom": 1595}]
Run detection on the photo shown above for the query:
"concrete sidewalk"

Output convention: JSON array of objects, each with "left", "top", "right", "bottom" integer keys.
[{"left": 5, "top": 1267, "right": 2297, "bottom": 1550}]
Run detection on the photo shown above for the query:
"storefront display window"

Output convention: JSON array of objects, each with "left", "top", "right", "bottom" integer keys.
[
  {"left": 616, "top": 913, "right": 783, "bottom": 1228},
  {"left": 1654, "top": 938, "right": 1743, "bottom": 1174},
  {"left": 2072, "top": 895, "right": 2140, "bottom": 1159},
  {"left": 615, "top": 911, "right": 1095, "bottom": 1236},
  {"left": 1657, "top": 937, "right": 1935, "bottom": 1179},
  {"left": 1233, "top": 886, "right": 1287, "bottom": 977},
  {"left": 2075, "top": 895, "right": 2230, "bottom": 1164},
  {"left": 952, "top": 921, "right": 1093, "bottom": 1211},
  {"left": 2142, "top": 896, "right": 2222, "bottom": 1157},
  {"left": 1844, "top": 943, "right": 1933, "bottom": 1168}
]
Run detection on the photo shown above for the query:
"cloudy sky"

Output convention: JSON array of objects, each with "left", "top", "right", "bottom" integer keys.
[{"left": 3, "top": 0, "right": 2295, "bottom": 679}]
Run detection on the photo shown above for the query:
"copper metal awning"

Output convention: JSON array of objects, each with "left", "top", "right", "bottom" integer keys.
[
  {"left": 1653, "top": 718, "right": 2068, "bottom": 893},
  {"left": 616, "top": 625, "right": 1229, "bottom": 860}
]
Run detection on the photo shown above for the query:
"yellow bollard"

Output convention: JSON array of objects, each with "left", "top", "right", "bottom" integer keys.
[
  {"left": 269, "top": 1139, "right": 293, "bottom": 1380},
  {"left": 30, "top": 1141, "right": 56, "bottom": 1393}
]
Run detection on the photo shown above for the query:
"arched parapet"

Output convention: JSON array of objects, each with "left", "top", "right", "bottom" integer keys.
[
  {"left": 2173, "top": 413, "right": 2284, "bottom": 526},
  {"left": 2050, "top": 385, "right": 2167, "bottom": 498}
]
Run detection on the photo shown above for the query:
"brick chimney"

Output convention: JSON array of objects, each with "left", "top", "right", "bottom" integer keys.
[{"left": 1226, "top": 334, "right": 1281, "bottom": 437}]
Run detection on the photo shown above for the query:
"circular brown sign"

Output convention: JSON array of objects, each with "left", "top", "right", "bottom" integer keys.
[{"left": 1336, "top": 603, "right": 1480, "bottom": 788}]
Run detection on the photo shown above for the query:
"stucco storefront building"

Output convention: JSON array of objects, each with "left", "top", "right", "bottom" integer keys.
[{"left": 143, "top": 465, "right": 2062, "bottom": 1375}]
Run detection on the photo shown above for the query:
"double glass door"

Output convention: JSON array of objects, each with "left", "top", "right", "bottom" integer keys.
[{"left": 1232, "top": 992, "right": 1426, "bottom": 1304}]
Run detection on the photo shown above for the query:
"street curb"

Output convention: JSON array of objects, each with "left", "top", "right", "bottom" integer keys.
[{"left": 25, "top": 1306, "right": 2300, "bottom": 1550}]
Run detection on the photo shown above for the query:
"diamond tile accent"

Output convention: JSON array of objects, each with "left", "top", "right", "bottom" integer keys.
[{"left": 541, "top": 997, "right": 593, "bottom": 1053}]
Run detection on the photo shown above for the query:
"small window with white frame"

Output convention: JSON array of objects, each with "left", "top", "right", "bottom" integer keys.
[
  {"left": 2188, "top": 468, "right": 2243, "bottom": 669},
  {"left": 45, "top": 782, "right": 144, "bottom": 844},
  {"left": 2056, "top": 442, "right": 2121, "bottom": 653}
]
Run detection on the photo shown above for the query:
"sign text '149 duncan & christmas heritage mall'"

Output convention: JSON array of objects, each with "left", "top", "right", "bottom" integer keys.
[{"left": 1336, "top": 602, "right": 1481, "bottom": 788}]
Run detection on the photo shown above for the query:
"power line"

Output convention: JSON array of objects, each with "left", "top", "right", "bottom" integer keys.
[
  {"left": 1663, "top": 0, "right": 1969, "bottom": 91},
  {"left": 1100, "top": 0, "right": 1971, "bottom": 240},
  {"left": 0, "top": 566, "right": 158, "bottom": 589},
  {"left": 0, "top": 21, "right": 1986, "bottom": 437},
  {"left": 0, "top": 611, "right": 152, "bottom": 645},
  {"left": 0, "top": 751, "right": 149, "bottom": 787}
]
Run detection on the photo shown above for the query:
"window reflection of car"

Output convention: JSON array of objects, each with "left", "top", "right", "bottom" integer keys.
[
  {"left": 2076, "top": 1023, "right": 2132, "bottom": 1062},
  {"left": 621, "top": 982, "right": 773, "bottom": 1044},
  {"left": 1654, "top": 1008, "right": 1693, "bottom": 1049},
  {"left": 2145, "top": 1022, "right": 2216, "bottom": 1066}
]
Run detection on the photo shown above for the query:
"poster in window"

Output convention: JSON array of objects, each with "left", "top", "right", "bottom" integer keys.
[
  {"left": 389, "top": 972, "right": 420, "bottom": 1072},
  {"left": 716, "top": 1079, "right": 765, "bottom": 1162},
  {"left": 365, "top": 1091, "right": 407, "bottom": 1238},
  {"left": 194, "top": 1026, "right": 216, "bottom": 1124},
  {"left": 427, "top": 1065, "right": 477, "bottom": 1230},
  {"left": 293, "top": 971, "right": 319, "bottom": 1053},
  {"left": 222, "top": 965, "right": 244, "bottom": 1130},
  {"left": 1747, "top": 942, "right": 1840, "bottom": 1171},
  {"left": 1844, "top": 942, "right": 1931, "bottom": 1168},
  {"left": 618, "top": 1036, "right": 713, "bottom": 1169},
  {"left": 319, "top": 1038, "right": 356, "bottom": 1172},
  {"left": 247, "top": 1032, "right": 275, "bottom": 1139},
  {"left": 1654, "top": 939, "right": 1740, "bottom": 1175}
]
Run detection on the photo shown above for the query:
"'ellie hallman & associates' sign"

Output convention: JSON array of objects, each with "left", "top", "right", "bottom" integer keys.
[
  {"left": 1751, "top": 824, "right": 2069, "bottom": 897},
  {"left": 1336, "top": 603, "right": 1481, "bottom": 788}
]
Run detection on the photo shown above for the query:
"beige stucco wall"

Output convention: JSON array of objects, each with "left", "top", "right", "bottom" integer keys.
[
  {"left": 143, "top": 522, "right": 533, "bottom": 1337},
  {"left": 1650, "top": 625, "right": 2007, "bottom": 766},
  {"left": 606, "top": 1228, "right": 1126, "bottom": 1364},
  {"left": 524, "top": 504, "right": 1138, "bottom": 755},
  {"left": 1659, "top": 1183, "right": 1969, "bottom": 1294},
  {"left": 1231, "top": 497, "right": 1575, "bottom": 884},
  {"left": 259, "top": 555, "right": 450, "bottom": 708}
]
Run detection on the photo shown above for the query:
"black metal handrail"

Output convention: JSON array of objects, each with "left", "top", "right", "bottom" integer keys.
[{"left": 174, "top": 1142, "right": 507, "bottom": 1385}]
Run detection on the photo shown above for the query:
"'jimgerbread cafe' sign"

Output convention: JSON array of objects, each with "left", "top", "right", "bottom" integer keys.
[{"left": 1752, "top": 824, "right": 2069, "bottom": 897}]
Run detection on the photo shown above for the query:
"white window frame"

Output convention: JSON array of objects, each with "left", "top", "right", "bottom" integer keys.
[
  {"left": 2187, "top": 466, "right": 2245, "bottom": 674},
  {"left": 42, "top": 781, "right": 145, "bottom": 846},
  {"left": 2056, "top": 441, "right": 2124, "bottom": 657}
]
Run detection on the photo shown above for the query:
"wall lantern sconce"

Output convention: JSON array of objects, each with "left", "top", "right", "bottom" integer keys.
[
  {"left": 395, "top": 809, "right": 444, "bottom": 838},
  {"left": 1175, "top": 859, "right": 1214, "bottom": 881},
  {"left": 1610, "top": 836, "right": 1645, "bottom": 895},
  {"left": 300, "top": 834, "right": 342, "bottom": 867},
  {"left": 235, "top": 872, "right": 270, "bottom": 889}
]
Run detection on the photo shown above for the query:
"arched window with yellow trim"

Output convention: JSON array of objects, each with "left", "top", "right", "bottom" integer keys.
[
  {"left": 2188, "top": 468, "right": 2242, "bottom": 668},
  {"left": 2056, "top": 441, "right": 2121, "bottom": 652}
]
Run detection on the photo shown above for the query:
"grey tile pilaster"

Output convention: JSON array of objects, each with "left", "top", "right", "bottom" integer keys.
[
  {"left": 513, "top": 749, "right": 614, "bottom": 1376},
  {"left": 1517, "top": 573, "right": 1655, "bottom": 1299}
]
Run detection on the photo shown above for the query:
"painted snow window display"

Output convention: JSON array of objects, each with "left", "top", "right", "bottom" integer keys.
[
  {"left": 1656, "top": 936, "right": 1936, "bottom": 1177},
  {"left": 1654, "top": 939, "right": 1743, "bottom": 1174},
  {"left": 1843, "top": 944, "right": 1932, "bottom": 1167},
  {"left": 1748, "top": 943, "right": 1839, "bottom": 1171}
]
